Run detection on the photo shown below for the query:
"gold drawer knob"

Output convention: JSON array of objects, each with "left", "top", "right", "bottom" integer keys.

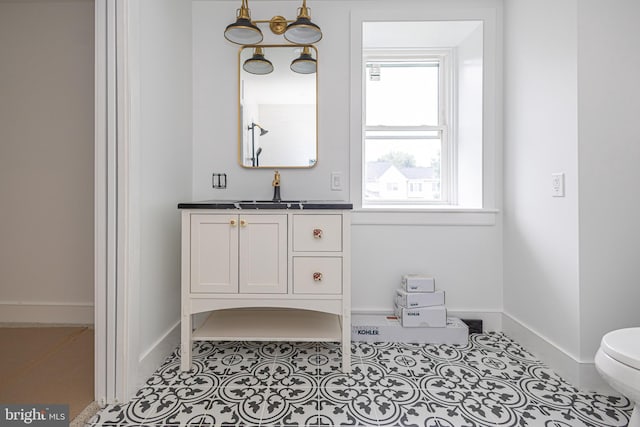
[
  {"left": 240, "top": 219, "right": 247, "bottom": 227},
  {"left": 230, "top": 219, "right": 237, "bottom": 226},
  {"left": 313, "top": 228, "right": 323, "bottom": 239},
  {"left": 313, "top": 272, "right": 323, "bottom": 282}
]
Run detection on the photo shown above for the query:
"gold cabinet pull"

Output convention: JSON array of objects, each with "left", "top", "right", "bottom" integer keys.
[
  {"left": 313, "top": 228, "right": 323, "bottom": 239},
  {"left": 240, "top": 219, "right": 247, "bottom": 227},
  {"left": 313, "top": 272, "right": 323, "bottom": 282},
  {"left": 230, "top": 219, "right": 237, "bottom": 227}
]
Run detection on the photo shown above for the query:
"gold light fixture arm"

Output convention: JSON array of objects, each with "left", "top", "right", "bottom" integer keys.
[
  {"left": 269, "top": 16, "right": 288, "bottom": 35},
  {"left": 252, "top": 16, "right": 292, "bottom": 35},
  {"left": 297, "top": 0, "right": 311, "bottom": 19},
  {"left": 236, "top": 0, "right": 251, "bottom": 20}
]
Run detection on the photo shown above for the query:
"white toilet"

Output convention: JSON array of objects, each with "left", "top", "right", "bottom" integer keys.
[{"left": 595, "top": 327, "right": 640, "bottom": 427}]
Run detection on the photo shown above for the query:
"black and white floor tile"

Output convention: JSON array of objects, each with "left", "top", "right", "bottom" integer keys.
[{"left": 88, "top": 333, "right": 635, "bottom": 426}]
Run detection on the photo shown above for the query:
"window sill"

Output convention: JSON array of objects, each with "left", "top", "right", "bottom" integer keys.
[{"left": 352, "top": 207, "right": 499, "bottom": 226}]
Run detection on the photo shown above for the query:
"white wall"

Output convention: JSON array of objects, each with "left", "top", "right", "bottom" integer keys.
[
  {"left": 577, "top": 0, "right": 640, "bottom": 361},
  {"left": 132, "top": 0, "right": 193, "bottom": 385},
  {"left": 193, "top": 0, "right": 503, "bottom": 324},
  {"left": 0, "top": 0, "right": 94, "bottom": 324},
  {"left": 352, "top": 224, "right": 501, "bottom": 315},
  {"left": 503, "top": 0, "right": 580, "bottom": 359},
  {"left": 504, "top": 0, "right": 640, "bottom": 390}
]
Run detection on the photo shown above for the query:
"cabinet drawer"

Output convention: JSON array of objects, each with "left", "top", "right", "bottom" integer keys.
[
  {"left": 293, "top": 257, "right": 342, "bottom": 294},
  {"left": 293, "top": 215, "right": 342, "bottom": 252}
]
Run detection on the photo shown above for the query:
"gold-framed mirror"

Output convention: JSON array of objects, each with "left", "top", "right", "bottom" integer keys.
[{"left": 238, "top": 44, "right": 318, "bottom": 168}]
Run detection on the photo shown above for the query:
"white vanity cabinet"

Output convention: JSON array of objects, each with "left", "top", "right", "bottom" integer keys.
[
  {"left": 179, "top": 204, "right": 352, "bottom": 373},
  {"left": 190, "top": 213, "right": 287, "bottom": 294}
]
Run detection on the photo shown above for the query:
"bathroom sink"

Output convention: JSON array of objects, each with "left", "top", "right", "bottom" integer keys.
[
  {"left": 236, "top": 200, "right": 304, "bottom": 204},
  {"left": 236, "top": 200, "right": 306, "bottom": 209}
]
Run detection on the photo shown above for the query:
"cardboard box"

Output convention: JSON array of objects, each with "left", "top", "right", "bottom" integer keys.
[
  {"left": 396, "top": 289, "right": 445, "bottom": 308},
  {"left": 394, "top": 303, "right": 447, "bottom": 327},
  {"left": 401, "top": 274, "right": 435, "bottom": 292},
  {"left": 352, "top": 315, "right": 468, "bottom": 345}
]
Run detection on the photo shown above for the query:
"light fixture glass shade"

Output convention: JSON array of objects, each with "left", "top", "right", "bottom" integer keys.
[
  {"left": 284, "top": 0, "right": 322, "bottom": 44},
  {"left": 224, "top": 0, "right": 263, "bottom": 44},
  {"left": 225, "top": 20, "right": 263, "bottom": 44},
  {"left": 243, "top": 48, "right": 274, "bottom": 75},
  {"left": 290, "top": 46, "right": 316, "bottom": 74}
]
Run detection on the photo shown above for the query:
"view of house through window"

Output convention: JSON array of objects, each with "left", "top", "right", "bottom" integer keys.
[{"left": 364, "top": 57, "right": 449, "bottom": 204}]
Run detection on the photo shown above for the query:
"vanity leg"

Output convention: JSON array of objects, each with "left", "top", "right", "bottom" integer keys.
[
  {"left": 180, "top": 311, "right": 192, "bottom": 371},
  {"left": 341, "top": 311, "right": 351, "bottom": 373}
]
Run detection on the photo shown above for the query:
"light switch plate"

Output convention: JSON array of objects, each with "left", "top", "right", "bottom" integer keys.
[
  {"left": 551, "top": 173, "right": 565, "bottom": 197},
  {"left": 331, "top": 172, "right": 342, "bottom": 191}
]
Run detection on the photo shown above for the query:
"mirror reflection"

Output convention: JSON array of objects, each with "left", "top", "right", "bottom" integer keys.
[{"left": 239, "top": 45, "right": 317, "bottom": 168}]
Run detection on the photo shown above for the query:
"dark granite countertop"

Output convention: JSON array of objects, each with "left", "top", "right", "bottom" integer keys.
[{"left": 177, "top": 200, "right": 353, "bottom": 210}]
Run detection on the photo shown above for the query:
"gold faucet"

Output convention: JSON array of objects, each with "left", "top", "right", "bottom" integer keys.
[{"left": 272, "top": 170, "right": 281, "bottom": 202}]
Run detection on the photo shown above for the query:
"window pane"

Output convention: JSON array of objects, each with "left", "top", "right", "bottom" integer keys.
[
  {"left": 364, "top": 137, "right": 442, "bottom": 202},
  {"left": 365, "top": 62, "right": 439, "bottom": 126},
  {"left": 366, "top": 130, "right": 440, "bottom": 139}
]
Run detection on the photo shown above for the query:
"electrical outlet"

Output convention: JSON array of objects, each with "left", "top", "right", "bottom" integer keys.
[
  {"left": 331, "top": 172, "right": 342, "bottom": 191},
  {"left": 212, "top": 173, "right": 227, "bottom": 189},
  {"left": 551, "top": 173, "right": 565, "bottom": 197}
]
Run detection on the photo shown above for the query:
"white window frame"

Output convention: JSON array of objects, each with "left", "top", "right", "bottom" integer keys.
[
  {"left": 350, "top": 9, "right": 501, "bottom": 226},
  {"left": 363, "top": 50, "right": 455, "bottom": 207}
]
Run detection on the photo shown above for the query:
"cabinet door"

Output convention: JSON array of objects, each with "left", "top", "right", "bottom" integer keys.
[
  {"left": 239, "top": 214, "right": 287, "bottom": 294},
  {"left": 190, "top": 214, "right": 239, "bottom": 293}
]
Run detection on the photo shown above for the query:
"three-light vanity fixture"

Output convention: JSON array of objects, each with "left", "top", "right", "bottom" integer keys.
[{"left": 224, "top": 0, "right": 320, "bottom": 74}]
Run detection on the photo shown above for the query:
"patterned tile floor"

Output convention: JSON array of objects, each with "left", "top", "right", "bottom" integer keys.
[{"left": 88, "top": 333, "right": 634, "bottom": 426}]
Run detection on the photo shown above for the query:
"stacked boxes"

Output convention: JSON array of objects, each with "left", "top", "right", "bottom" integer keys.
[
  {"left": 394, "top": 274, "right": 447, "bottom": 327},
  {"left": 351, "top": 273, "right": 469, "bottom": 345}
]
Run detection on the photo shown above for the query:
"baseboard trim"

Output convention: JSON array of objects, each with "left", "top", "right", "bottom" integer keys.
[
  {"left": 0, "top": 301, "right": 94, "bottom": 324},
  {"left": 351, "top": 309, "right": 503, "bottom": 332},
  {"left": 135, "top": 321, "right": 181, "bottom": 392},
  {"left": 502, "top": 312, "right": 615, "bottom": 394}
]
